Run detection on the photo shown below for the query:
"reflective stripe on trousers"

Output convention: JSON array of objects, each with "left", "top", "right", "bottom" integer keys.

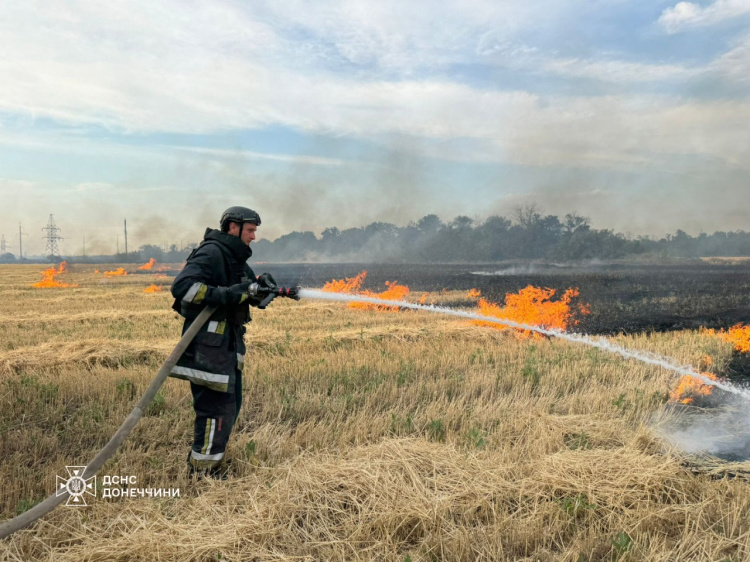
[{"left": 188, "top": 368, "right": 243, "bottom": 470}]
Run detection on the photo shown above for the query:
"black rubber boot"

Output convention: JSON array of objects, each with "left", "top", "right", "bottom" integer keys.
[{"left": 187, "top": 452, "right": 230, "bottom": 480}]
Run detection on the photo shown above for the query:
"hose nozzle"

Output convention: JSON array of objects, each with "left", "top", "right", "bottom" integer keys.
[{"left": 247, "top": 283, "right": 301, "bottom": 308}]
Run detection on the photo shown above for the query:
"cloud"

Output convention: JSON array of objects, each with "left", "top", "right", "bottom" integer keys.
[
  {"left": 659, "top": 0, "right": 750, "bottom": 34},
  {"left": 168, "top": 146, "right": 349, "bottom": 167},
  {"left": 0, "top": 178, "right": 36, "bottom": 192},
  {"left": 256, "top": 0, "right": 565, "bottom": 73},
  {"left": 0, "top": 1, "right": 745, "bottom": 157},
  {"left": 709, "top": 32, "right": 750, "bottom": 86},
  {"left": 3, "top": 80, "right": 750, "bottom": 173},
  {"left": 74, "top": 182, "right": 115, "bottom": 193},
  {"left": 2, "top": 1, "right": 674, "bottom": 136},
  {"left": 542, "top": 57, "right": 698, "bottom": 84}
]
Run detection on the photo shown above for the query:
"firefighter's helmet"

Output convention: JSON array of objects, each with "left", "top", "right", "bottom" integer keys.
[{"left": 220, "top": 206, "right": 261, "bottom": 231}]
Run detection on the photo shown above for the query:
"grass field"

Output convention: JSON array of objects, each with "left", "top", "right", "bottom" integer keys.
[{"left": 1, "top": 263, "right": 749, "bottom": 561}]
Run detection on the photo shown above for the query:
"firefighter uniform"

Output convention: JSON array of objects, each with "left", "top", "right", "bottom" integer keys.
[{"left": 170, "top": 227, "right": 259, "bottom": 472}]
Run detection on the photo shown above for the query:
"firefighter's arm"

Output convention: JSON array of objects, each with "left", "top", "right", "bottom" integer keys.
[
  {"left": 171, "top": 248, "right": 249, "bottom": 306},
  {"left": 175, "top": 279, "right": 251, "bottom": 306}
]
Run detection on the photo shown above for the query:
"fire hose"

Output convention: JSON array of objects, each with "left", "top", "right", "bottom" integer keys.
[{"left": 0, "top": 285, "right": 299, "bottom": 540}]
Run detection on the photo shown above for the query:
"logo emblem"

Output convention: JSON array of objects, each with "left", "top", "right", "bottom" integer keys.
[{"left": 56, "top": 466, "right": 96, "bottom": 506}]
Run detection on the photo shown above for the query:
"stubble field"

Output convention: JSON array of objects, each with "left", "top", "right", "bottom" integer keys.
[{"left": 1, "top": 262, "right": 749, "bottom": 561}]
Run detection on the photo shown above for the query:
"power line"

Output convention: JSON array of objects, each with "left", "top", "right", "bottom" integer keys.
[
  {"left": 42, "top": 214, "right": 64, "bottom": 262},
  {"left": 19, "top": 223, "right": 28, "bottom": 261}
]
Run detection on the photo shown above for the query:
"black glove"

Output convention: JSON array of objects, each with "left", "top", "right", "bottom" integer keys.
[
  {"left": 257, "top": 272, "right": 277, "bottom": 289},
  {"left": 226, "top": 281, "right": 252, "bottom": 304}
]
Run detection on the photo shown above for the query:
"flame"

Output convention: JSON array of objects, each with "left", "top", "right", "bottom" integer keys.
[
  {"left": 322, "top": 270, "right": 409, "bottom": 311},
  {"left": 138, "top": 258, "right": 157, "bottom": 270},
  {"left": 94, "top": 269, "right": 100, "bottom": 274},
  {"left": 703, "top": 324, "right": 750, "bottom": 353},
  {"left": 103, "top": 268, "right": 128, "bottom": 277},
  {"left": 32, "top": 261, "right": 78, "bottom": 288},
  {"left": 669, "top": 371, "right": 719, "bottom": 404},
  {"left": 467, "top": 288, "right": 481, "bottom": 299},
  {"left": 666, "top": 355, "right": 722, "bottom": 405},
  {"left": 419, "top": 293, "right": 429, "bottom": 304},
  {"left": 717, "top": 324, "right": 750, "bottom": 353},
  {"left": 143, "top": 284, "right": 163, "bottom": 293},
  {"left": 322, "top": 271, "right": 367, "bottom": 293},
  {"left": 473, "top": 285, "right": 589, "bottom": 338},
  {"left": 351, "top": 280, "right": 410, "bottom": 311}
]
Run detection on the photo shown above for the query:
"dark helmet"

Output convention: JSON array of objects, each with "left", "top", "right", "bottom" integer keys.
[{"left": 220, "top": 206, "right": 261, "bottom": 231}]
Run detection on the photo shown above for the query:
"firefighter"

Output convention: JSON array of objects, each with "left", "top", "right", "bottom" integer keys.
[{"left": 170, "top": 206, "right": 276, "bottom": 478}]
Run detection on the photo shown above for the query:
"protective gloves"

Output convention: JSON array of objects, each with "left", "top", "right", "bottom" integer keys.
[{"left": 225, "top": 281, "right": 252, "bottom": 304}]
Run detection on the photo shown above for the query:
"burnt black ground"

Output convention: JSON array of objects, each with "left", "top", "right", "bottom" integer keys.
[
  {"left": 264, "top": 261, "right": 750, "bottom": 336},
  {"left": 264, "top": 261, "right": 750, "bottom": 461},
  {"left": 264, "top": 261, "right": 750, "bottom": 384}
]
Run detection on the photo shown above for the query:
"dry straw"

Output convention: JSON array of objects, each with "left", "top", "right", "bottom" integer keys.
[{"left": 1, "top": 264, "right": 750, "bottom": 560}]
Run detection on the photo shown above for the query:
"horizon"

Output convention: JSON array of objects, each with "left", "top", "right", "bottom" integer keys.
[{"left": 6, "top": 212, "right": 749, "bottom": 262}]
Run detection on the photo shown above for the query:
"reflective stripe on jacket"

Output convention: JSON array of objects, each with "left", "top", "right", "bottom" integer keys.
[{"left": 169, "top": 228, "right": 256, "bottom": 392}]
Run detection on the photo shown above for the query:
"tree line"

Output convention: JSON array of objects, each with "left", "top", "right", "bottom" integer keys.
[
  {"left": 2, "top": 205, "right": 748, "bottom": 264},
  {"left": 253, "top": 206, "right": 750, "bottom": 262}
]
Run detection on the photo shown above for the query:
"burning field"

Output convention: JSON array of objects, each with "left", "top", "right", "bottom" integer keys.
[{"left": 2, "top": 261, "right": 750, "bottom": 560}]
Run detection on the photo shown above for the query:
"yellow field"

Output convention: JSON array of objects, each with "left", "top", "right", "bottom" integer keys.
[
  {"left": 1, "top": 263, "right": 748, "bottom": 561},
  {"left": 699, "top": 257, "right": 750, "bottom": 265}
]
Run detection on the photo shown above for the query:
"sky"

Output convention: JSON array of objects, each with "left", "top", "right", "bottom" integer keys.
[{"left": 1, "top": 0, "right": 749, "bottom": 256}]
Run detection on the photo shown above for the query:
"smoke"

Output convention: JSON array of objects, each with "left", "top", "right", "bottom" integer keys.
[
  {"left": 209, "top": 134, "right": 435, "bottom": 242},
  {"left": 488, "top": 165, "right": 750, "bottom": 239},
  {"left": 655, "top": 398, "right": 750, "bottom": 461},
  {"left": 4, "top": 131, "right": 747, "bottom": 256},
  {"left": 77, "top": 235, "right": 112, "bottom": 256},
  {"left": 471, "top": 265, "right": 548, "bottom": 276},
  {"left": 130, "top": 214, "right": 184, "bottom": 248}
]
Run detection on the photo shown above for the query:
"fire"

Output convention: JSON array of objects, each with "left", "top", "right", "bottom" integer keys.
[
  {"left": 467, "top": 288, "right": 481, "bottom": 299},
  {"left": 103, "top": 268, "right": 128, "bottom": 277},
  {"left": 714, "top": 324, "right": 750, "bottom": 353},
  {"left": 136, "top": 258, "right": 170, "bottom": 272},
  {"left": 32, "top": 261, "right": 78, "bottom": 288},
  {"left": 351, "top": 280, "right": 410, "bottom": 311},
  {"left": 703, "top": 324, "right": 750, "bottom": 353},
  {"left": 322, "top": 271, "right": 367, "bottom": 293},
  {"left": 143, "top": 284, "right": 163, "bottom": 293},
  {"left": 138, "top": 258, "right": 157, "bottom": 270},
  {"left": 94, "top": 269, "right": 100, "bottom": 274},
  {"left": 671, "top": 326, "right": 750, "bottom": 405},
  {"left": 669, "top": 371, "right": 719, "bottom": 405},
  {"left": 419, "top": 293, "right": 429, "bottom": 304},
  {"left": 322, "top": 270, "right": 410, "bottom": 311},
  {"left": 698, "top": 354, "right": 714, "bottom": 371},
  {"left": 473, "top": 285, "right": 589, "bottom": 338}
]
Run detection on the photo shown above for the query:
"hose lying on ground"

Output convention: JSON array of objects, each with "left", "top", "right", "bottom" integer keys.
[{"left": 0, "top": 305, "right": 216, "bottom": 540}]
